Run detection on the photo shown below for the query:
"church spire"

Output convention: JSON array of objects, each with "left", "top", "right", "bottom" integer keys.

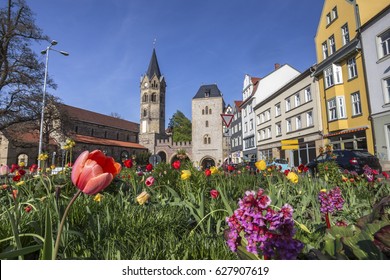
[{"left": 146, "top": 48, "right": 161, "bottom": 79}]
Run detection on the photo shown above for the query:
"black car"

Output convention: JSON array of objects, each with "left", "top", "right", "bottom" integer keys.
[{"left": 306, "top": 149, "right": 382, "bottom": 175}]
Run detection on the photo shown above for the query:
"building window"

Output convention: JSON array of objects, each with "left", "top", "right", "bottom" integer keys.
[
  {"left": 142, "top": 94, "right": 148, "bottom": 102},
  {"left": 205, "top": 106, "right": 208, "bottom": 115},
  {"left": 143, "top": 109, "right": 147, "bottom": 117},
  {"left": 328, "top": 99, "right": 337, "bottom": 121},
  {"left": 75, "top": 126, "right": 78, "bottom": 133},
  {"left": 286, "top": 119, "right": 292, "bottom": 132},
  {"left": 347, "top": 57, "right": 358, "bottom": 79},
  {"left": 202, "top": 109, "right": 205, "bottom": 115},
  {"left": 324, "top": 64, "right": 342, "bottom": 89},
  {"left": 295, "top": 93, "right": 301, "bottom": 107},
  {"left": 91, "top": 129, "right": 94, "bottom": 136},
  {"left": 249, "top": 119, "right": 253, "bottom": 130},
  {"left": 342, "top": 23, "right": 350, "bottom": 45},
  {"left": 275, "top": 103, "right": 281, "bottom": 116},
  {"left": 384, "top": 77, "right": 390, "bottom": 103},
  {"left": 244, "top": 122, "right": 248, "bottom": 133},
  {"left": 266, "top": 109, "right": 270, "bottom": 121},
  {"left": 296, "top": 116, "right": 302, "bottom": 130},
  {"left": 306, "top": 111, "right": 313, "bottom": 127},
  {"left": 351, "top": 92, "right": 362, "bottom": 116},
  {"left": 276, "top": 123, "right": 281, "bottom": 136},
  {"left": 332, "top": 7, "right": 338, "bottom": 21},
  {"left": 261, "top": 130, "right": 265, "bottom": 140},
  {"left": 209, "top": 108, "right": 212, "bottom": 114},
  {"left": 203, "top": 135, "right": 211, "bottom": 144},
  {"left": 267, "top": 127, "right": 271, "bottom": 138},
  {"left": 151, "top": 93, "right": 157, "bottom": 102},
  {"left": 205, "top": 120, "right": 209, "bottom": 127},
  {"left": 285, "top": 98, "right": 291, "bottom": 111},
  {"left": 329, "top": 35, "right": 336, "bottom": 55},
  {"left": 324, "top": 67, "right": 334, "bottom": 88},
  {"left": 327, "top": 96, "right": 346, "bottom": 121},
  {"left": 322, "top": 41, "right": 328, "bottom": 59},
  {"left": 326, "top": 13, "right": 331, "bottom": 25},
  {"left": 378, "top": 28, "right": 390, "bottom": 59},
  {"left": 304, "top": 87, "right": 312, "bottom": 102}
]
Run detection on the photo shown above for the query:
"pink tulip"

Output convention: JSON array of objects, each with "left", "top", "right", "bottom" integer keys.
[
  {"left": 145, "top": 176, "right": 155, "bottom": 187},
  {"left": 0, "top": 165, "right": 9, "bottom": 176},
  {"left": 71, "top": 150, "right": 121, "bottom": 195}
]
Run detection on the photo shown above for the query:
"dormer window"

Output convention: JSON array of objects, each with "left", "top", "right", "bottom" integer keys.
[{"left": 205, "top": 89, "right": 210, "bottom": 97}]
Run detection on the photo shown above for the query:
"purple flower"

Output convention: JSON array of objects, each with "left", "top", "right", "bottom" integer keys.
[
  {"left": 318, "top": 187, "right": 344, "bottom": 214},
  {"left": 225, "top": 188, "right": 303, "bottom": 259}
]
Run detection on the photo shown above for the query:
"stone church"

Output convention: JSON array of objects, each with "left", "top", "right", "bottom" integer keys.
[{"left": 139, "top": 48, "right": 231, "bottom": 169}]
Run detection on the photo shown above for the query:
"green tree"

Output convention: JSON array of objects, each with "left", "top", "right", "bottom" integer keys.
[
  {"left": 168, "top": 110, "right": 192, "bottom": 142},
  {"left": 0, "top": 0, "right": 52, "bottom": 130}
]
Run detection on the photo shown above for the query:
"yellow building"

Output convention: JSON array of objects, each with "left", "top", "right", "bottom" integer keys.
[{"left": 313, "top": 0, "right": 388, "bottom": 154}]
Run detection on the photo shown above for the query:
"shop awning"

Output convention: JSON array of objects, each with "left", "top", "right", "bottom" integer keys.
[{"left": 323, "top": 126, "right": 368, "bottom": 138}]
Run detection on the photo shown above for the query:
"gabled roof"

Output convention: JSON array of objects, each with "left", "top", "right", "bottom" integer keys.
[
  {"left": 234, "top": 101, "right": 242, "bottom": 110},
  {"left": 73, "top": 134, "right": 146, "bottom": 149},
  {"left": 146, "top": 48, "right": 162, "bottom": 79},
  {"left": 193, "top": 84, "right": 222, "bottom": 99},
  {"left": 60, "top": 104, "right": 139, "bottom": 132}
]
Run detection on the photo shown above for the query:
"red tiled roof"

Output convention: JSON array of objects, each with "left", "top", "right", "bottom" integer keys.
[
  {"left": 61, "top": 104, "right": 139, "bottom": 132},
  {"left": 3, "top": 123, "right": 57, "bottom": 145},
  {"left": 74, "top": 134, "right": 147, "bottom": 149},
  {"left": 234, "top": 100, "right": 242, "bottom": 110}
]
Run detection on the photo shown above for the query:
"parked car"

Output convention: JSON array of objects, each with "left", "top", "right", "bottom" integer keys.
[
  {"left": 305, "top": 149, "right": 382, "bottom": 175},
  {"left": 266, "top": 158, "right": 289, "bottom": 172}
]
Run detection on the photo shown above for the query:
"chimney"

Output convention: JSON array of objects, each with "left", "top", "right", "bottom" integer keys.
[{"left": 274, "top": 63, "right": 281, "bottom": 70}]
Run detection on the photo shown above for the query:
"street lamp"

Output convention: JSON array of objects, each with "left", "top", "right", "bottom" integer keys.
[{"left": 37, "top": 40, "right": 69, "bottom": 171}]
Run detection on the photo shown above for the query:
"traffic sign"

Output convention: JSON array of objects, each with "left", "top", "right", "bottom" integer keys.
[{"left": 221, "top": 114, "right": 234, "bottom": 128}]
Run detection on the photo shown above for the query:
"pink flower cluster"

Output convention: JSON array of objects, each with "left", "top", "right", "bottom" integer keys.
[{"left": 226, "top": 188, "right": 303, "bottom": 260}]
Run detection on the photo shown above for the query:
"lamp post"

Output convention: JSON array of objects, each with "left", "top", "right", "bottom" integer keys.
[{"left": 37, "top": 40, "right": 69, "bottom": 171}]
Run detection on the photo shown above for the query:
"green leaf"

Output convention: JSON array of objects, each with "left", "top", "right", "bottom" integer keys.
[
  {"left": 0, "top": 244, "right": 42, "bottom": 259},
  {"left": 5, "top": 208, "right": 23, "bottom": 260},
  {"left": 42, "top": 207, "right": 54, "bottom": 260}
]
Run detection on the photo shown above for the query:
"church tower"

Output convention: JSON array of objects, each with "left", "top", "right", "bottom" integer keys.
[{"left": 139, "top": 48, "right": 167, "bottom": 153}]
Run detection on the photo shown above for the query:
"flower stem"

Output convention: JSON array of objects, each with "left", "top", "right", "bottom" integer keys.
[
  {"left": 53, "top": 189, "right": 82, "bottom": 260},
  {"left": 325, "top": 212, "right": 331, "bottom": 229}
]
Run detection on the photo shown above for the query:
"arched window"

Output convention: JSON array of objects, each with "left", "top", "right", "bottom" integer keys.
[
  {"left": 205, "top": 106, "right": 208, "bottom": 114},
  {"left": 202, "top": 109, "right": 205, "bottom": 115},
  {"left": 203, "top": 134, "right": 211, "bottom": 145},
  {"left": 209, "top": 108, "right": 212, "bottom": 114},
  {"left": 205, "top": 120, "right": 209, "bottom": 127},
  {"left": 142, "top": 94, "right": 148, "bottom": 102},
  {"left": 18, "top": 154, "right": 28, "bottom": 166},
  {"left": 151, "top": 93, "right": 157, "bottom": 102},
  {"left": 143, "top": 109, "right": 147, "bottom": 117}
]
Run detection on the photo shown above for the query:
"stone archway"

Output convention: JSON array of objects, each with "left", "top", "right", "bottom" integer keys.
[
  {"left": 200, "top": 157, "right": 215, "bottom": 170},
  {"left": 157, "top": 151, "right": 167, "bottom": 163}
]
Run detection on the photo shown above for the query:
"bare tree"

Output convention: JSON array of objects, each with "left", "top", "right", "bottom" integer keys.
[{"left": 0, "top": 0, "right": 54, "bottom": 130}]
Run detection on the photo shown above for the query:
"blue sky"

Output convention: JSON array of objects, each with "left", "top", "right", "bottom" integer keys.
[{"left": 28, "top": 0, "right": 324, "bottom": 126}]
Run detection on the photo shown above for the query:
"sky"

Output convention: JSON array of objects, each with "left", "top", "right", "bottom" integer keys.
[{"left": 26, "top": 0, "right": 324, "bottom": 127}]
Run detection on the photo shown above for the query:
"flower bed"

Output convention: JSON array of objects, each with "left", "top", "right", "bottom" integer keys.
[{"left": 1, "top": 153, "right": 389, "bottom": 260}]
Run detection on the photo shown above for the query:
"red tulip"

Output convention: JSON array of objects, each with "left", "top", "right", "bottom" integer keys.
[
  {"left": 29, "top": 164, "right": 38, "bottom": 173},
  {"left": 210, "top": 189, "right": 219, "bottom": 199},
  {"left": 71, "top": 150, "right": 121, "bottom": 195},
  {"left": 124, "top": 159, "right": 133, "bottom": 168},
  {"left": 227, "top": 165, "right": 235, "bottom": 172},
  {"left": 205, "top": 169, "right": 211, "bottom": 177},
  {"left": 172, "top": 160, "right": 181, "bottom": 169},
  {"left": 146, "top": 163, "right": 153, "bottom": 172},
  {"left": 382, "top": 171, "right": 389, "bottom": 179}
]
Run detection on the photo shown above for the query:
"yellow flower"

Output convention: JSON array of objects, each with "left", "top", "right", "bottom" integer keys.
[
  {"left": 255, "top": 160, "right": 267, "bottom": 171},
  {"left": 16, "top": 181, "right": 25, "bottom": 186},
  {"left": 62, "top": 144, "right": 70, "bottom": 150},
  {"left": 50, "top": 164, "right": 56, "bottom": 169},
  {"left": 287, "top": 171, "right": 299, "bottom": 184},
  {"left": 19, "top": 162, "right": 25, "bottom": 168},
  {"left": 136, "top": 191, "right": 150, "bottom": 205},
  {"left": 66, "top": 138, "right": 76, "bottom": 148},
  {"left": 320, "top": 188, "right": 327, "bottom": 193},
  {"left": 210, "top": 166, "right": 219, "bottom": 175},
  {"left": 93, "top": 193, "right": 103, "bottom": 202},
  {"left": 45, "top": 168, "right": 51, "bottom": 173},
  {"left": 181, "top": 170, "right": 191, "bottom": 180},
  {"left": 38, "top": 153, "right": 48, "bottom": 161}
]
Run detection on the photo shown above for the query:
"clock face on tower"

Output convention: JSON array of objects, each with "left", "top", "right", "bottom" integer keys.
[{"left": 144, "top": 82, "right": 148, "bottom": 88}]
